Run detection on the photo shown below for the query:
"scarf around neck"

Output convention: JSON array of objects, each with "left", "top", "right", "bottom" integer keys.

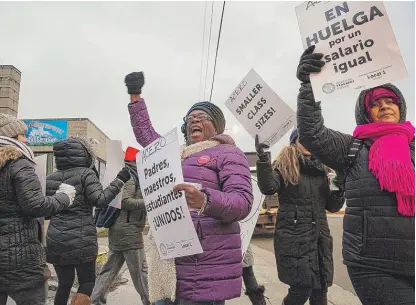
[
  {"left": 180, "top": 134, "right": 235, "bottom": 161},
  {"left": 353, "top": 121, "right": 415, "bottom": 216},
  {"left": 0, "top": 136, "right": 35, "bottom": 164}
]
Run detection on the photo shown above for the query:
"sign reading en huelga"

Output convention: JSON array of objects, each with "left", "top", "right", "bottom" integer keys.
[
  {"left": 137, "top": 128, "right": 203, "bottom": 259},
  {"left": 295, "top": 1, "right": 408, "bottom": 103},
  {"left": 225, "top": 69, "right": 295, "bottom": 147},
  {"left": 24, "top": 120, "right": 68, "bottom": 146}
]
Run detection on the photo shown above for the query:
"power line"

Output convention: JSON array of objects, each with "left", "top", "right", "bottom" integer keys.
[
  {"left": 197, "top": 2, "right": 208, "bottom": 101},
  {"left": 203, "top": 1, "right": 215, "bottom": 101},
  {"left": 209, "top": 1, "right": 225, "bottom": 101}
]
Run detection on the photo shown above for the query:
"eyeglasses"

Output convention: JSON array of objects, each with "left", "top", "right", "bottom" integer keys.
[{"left": 183, "top": 113, "right": 213, "bottom": 123}]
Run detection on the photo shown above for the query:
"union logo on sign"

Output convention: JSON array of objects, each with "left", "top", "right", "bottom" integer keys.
[
  {"left": 322, "top": 83, "right": 336, "bottom": 94},
  {"left": 159, "top": 243, "right": 167, "bottom": 256}
]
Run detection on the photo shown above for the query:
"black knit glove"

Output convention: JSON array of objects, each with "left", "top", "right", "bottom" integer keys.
[
  {"left": 124, "top": 72, "right": 145, "bottom": 95},
  {"left": 296, "top": 45, "right": 325, "bottom": 84},
  {"left": 255, "top": 135, "right": 270, "bottom": 162},
  {"left": 116, "top": 167, "right": 131, "bottom": 183},
  {"left": 332, "top": 170, "right": 346, "bottom": 193}
]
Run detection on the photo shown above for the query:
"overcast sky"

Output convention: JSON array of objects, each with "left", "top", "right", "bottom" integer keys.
[{"left": 0, "top": 1, "right": 414, "bottom": 157}]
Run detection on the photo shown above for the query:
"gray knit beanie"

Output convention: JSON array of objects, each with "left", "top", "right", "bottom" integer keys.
[
  {"left": 0, "top": 113, "right": 28, "bottom": 138},
  {"left": 181, "top": 101, "right": 226, "bottom": 143}
]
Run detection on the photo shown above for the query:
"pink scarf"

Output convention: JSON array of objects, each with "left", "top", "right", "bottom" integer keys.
[{"left": 353, "top": 121, "right": 415, "bottom": 216}]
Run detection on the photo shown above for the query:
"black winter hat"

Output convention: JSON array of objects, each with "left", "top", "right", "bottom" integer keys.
[
  {"left": 289, "top": 128, "right": 298, "bottom": 145},
  {"left": 181, "top": 101, "right": 226, "bottom": 142}
]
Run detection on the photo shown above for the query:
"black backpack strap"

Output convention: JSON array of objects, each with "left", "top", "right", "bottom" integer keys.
[
  {"left": 347, "top": 138, "right": 364, "bottom": 165},
  {"left": 344, "top": 138, "right": 364, "bottom": 183}
]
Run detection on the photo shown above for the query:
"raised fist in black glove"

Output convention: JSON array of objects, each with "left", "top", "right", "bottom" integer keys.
[
  {"left": 296, "top": 45, "right": 325, "bottom": 84},
  {"left": 124, "top": 72, "right": 145, "bottom": 95},
  {"left": 255, "top": 135, "right": 270, "bottom": 162},
  {"left": 116, "top": 167, "right": 131, "bottom": 183}
]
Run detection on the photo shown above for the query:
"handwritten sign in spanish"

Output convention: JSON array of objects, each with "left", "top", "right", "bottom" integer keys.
[
  {"left": 137, "top": 128, "right": 203, "bottom": 259},
  {"left": 296, "top": 1, "right": 407, "bottom": 102}
]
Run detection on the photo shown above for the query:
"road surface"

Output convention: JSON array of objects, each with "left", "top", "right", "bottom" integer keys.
[{"left": 252, "top": 214, "right": 356, "bottom": 295}]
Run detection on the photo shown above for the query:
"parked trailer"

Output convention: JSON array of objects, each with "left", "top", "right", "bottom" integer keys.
[{"left": 254, "top": 194, "right": 279, "bottom": 235}]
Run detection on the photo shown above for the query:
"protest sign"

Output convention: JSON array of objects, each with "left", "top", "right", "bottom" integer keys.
[
  {"left": 34, "top": 154, "right": 48, "bottom": 246},
  {"left": 102, "top": 140, "right": 124, "bottom": 209},
  {"left": 137, "top": 128, "right": 203, "bottom": 259},
  {"left": 34, "top": 154, "right": 48, "bottom": 195},
  {"left": 239, "top": 175, "right": 265, "bottom": 256},
  {"left": 225, "top": 69, "right": 295, "bottom": 147},
  {"left": 296, "top": 1, "right": 408, "bottom": 102}
]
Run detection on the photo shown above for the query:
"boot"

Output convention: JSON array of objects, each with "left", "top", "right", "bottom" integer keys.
[
  {"left": 309, "top": 293, "right": 327, "bottom": 305},
  {"left": 70, "top": 293, "right": 91, "bottom": 305},
  {"left": 245, "top": 285, "right": 267, "bottom": 305}
]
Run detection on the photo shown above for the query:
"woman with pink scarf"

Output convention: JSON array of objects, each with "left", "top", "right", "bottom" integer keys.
[{"left": 295, "top": 46, "right": 414, "bottom": 305}]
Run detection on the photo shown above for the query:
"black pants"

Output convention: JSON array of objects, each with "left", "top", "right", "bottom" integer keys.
[
  {"left": 348, "top": 267, "right": 415, "bottom": 305},
  {"left": 283, "top": 286, "right": 327, "bottom": 305},
  {"left": 0, "top": 285, "right": 46, "bottom": 305},
  {"left": 54, "top": 261, "right": 96, "bottom": 305},
  {"left": 243, "top": 266, "right": 259, "bottom": 292}
]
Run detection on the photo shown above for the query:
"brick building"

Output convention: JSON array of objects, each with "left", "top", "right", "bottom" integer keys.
[{"left": 0, "top": 65, "right": 21, "bottom": 117}]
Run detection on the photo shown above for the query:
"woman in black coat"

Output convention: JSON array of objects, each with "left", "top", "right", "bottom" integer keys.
[
  {"left": 0, "top": 114, "right": 75, "bottom": 305},
  {"left": 295, "top": 46, "right": 415, "bottom": 305},
  {"left": 255, "top": 130, "right": 344, "bottom": 305},
  {"left": 46, "top": 137, "right": 131, "bottom": 305}
]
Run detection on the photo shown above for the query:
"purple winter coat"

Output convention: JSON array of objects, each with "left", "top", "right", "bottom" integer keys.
[{"left": 128, "top": 100, "right": 253, "bottom": 302}]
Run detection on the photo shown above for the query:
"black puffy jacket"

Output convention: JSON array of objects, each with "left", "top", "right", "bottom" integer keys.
[
  {"left": 257, "top": 155, "right": 344, "bottom": 289},
  {"left": 0, "top": 145, "right": 69, "bottom": 293},
  {"left": 297, "top": 83, "right": 415, "bottom": 276},
  {"left": 46, "top": 138, "right": 124, "bottom": 265}
]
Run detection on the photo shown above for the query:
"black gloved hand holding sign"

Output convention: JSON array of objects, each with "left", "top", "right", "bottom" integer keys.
[
  {"left": 296, "top": 45, "right": 325, "bottom": 84},
  {"left": 255, "top": 135, "right": 270, "bottom": 162}
]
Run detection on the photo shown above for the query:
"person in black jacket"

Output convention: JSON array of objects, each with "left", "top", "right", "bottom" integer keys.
[
  {"left": 0, "top": 114, "right": 76, "bottom": 305},
  {"left": 295, "top": 45, "right": 415, "bottom": 305},
  {"left": 46, "top": 137, "right": 131, "bottom": 305},
  {"left": 255, "top": 129, "right": 344, "bottom": 305},
  {"left": 91, "top": 147, "right": 149, "bottom": 305}
]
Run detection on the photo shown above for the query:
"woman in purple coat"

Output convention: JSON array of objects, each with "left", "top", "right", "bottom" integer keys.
[{"left": 124, "top": 72, "right": 253, "bottom": 305}]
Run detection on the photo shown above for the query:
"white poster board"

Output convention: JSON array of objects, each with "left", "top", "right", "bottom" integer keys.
[
  {"left": 240, "top": 175, "right": 265, "bottom": 256},
  {"left": 34, "top": 154, "right": 48, "bottom": 246},
  {"left": 225, "top": 69, "right": 295, "bottom": 147},
  {"left": 102, "top": 140, "right": 124, "bottom": 209},
  {"left": 137, "top": 128, "right": 203, "bottom": 259},
  {"left": 34, "top": 154, "right": 47, "bottom": 195},
  {"left": 296, "top": 1, "right": 408, "bottom": 102}
]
